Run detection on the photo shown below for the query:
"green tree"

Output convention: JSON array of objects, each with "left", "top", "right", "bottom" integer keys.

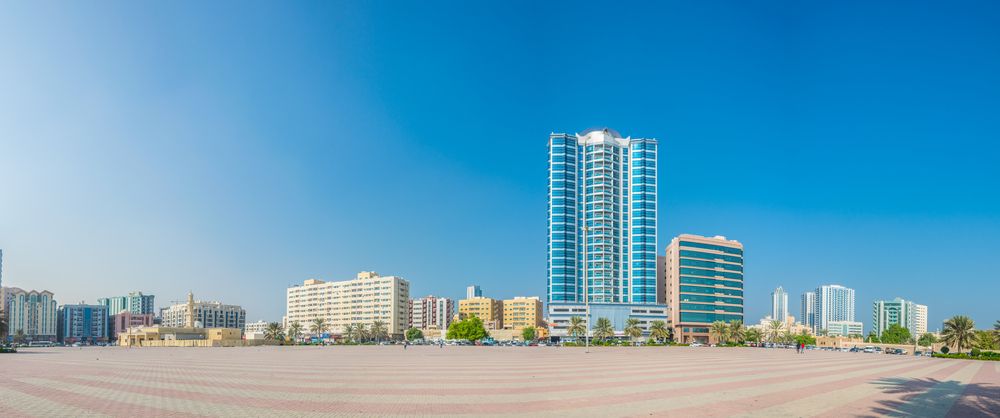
[
  {"left": 370, "top": 320, "right": 388, "bottom": 343},
  {"left": 13, "top": 329, "right": 25, "bottom": 345},
  {"left": 592, "top": 317, "right": 614, "bottom": 341},
  {"left": 310, "top": 317, "right": 328, "bottom": 336},
  {"left": 567, "top": 316, "right": 587, "bottom": 340},
  {"left": 745, "top": 328, "right": 763, "bottom": 344},
  {"left": 941, "top": 315, "right": 976, "bottom": 353},
  {"left": 866, "top": 331, "right": 880, "bottom": 343},
  {"left": 355, "top": 323, "right": 369, "bottom": 342},
  {"left": 521, "top": 326, "right": 537, "bottom": 342},
  {"left": 974, "top": 330, "right": 998, "bottom": 350},
  {"left": 0, "top": 313, "right": 7, "bottom": 340},
  {"left": 264, "top": 322, "right": 285, "bottom": 342},
  {"left": 710, "top": 321, "right": 730, "bottom": 344},
  {"left": 446, "top": 316, "right": 489, "bottom": 341},
  {"left": 342, "top": 323, "right": 356, "bottom": 342},
  {"left": 405, "top": 328, "right": 424, "bottom": 341},
  {"left": 623, "top": 318, "right": 643, "bottom": 343},
  {"left": 767, "top": 319, "right": 783, "bottom": 343},
  {"left": 729, "top": 320, "right": 746, "bottom": 344},
  {"left": 287, "top": 321, "right": 303, "bottom": 343},
  {"left": 917, "top": 333, "right": 937, "bottom": 347},
  {"left": 649, "top": 320, "right": 670, "bottom": 343},
  {"left": 793, "top": 330, "right": 816, "bottom": 346},
  {"left": 880, "top": 324, "right": 912, "bottom": 344}
]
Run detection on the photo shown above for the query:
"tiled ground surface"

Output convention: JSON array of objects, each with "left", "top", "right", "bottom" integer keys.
[{"left": 0, "top": 346, "right": 997, "bottom": 417}]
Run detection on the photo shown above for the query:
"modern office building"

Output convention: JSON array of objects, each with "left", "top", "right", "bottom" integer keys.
[
  {"left": 110, "top": 311, "right": 154, "bottom": 339},
  {"left": 873, "top": 298, "right": 928, "bottom": 338},
  {"left": 409, "top": 295, "right": 455, "bottom": 330},
  {"left": 160, "top": 293, "right": 246, "bottom": 331},
  {"left": 502, "top": 296, "right": 544, "bottom": 330},
  {"left": 285, "top": 271, "right": 410, "bottom": 338},
  {"left": 466, "top": 285, "right": 482, "bottom": 300},
  {"left": 801, "top": 291, "right": 816, "bottom": 330},
  {"left": 826, "top": 320, "right": 864, "bottom": 337},
  {"left": 664, "top": 234, "right": 745, "bottom": 344},
  {"left": 813, "top": 284, "right": 855, "bottom": 334},
  {"left": 771, "top": 286, "right": 789, "bottom": 322},
  {"left": 58, "top": 304, "right": 109, "bottom": 344},
  {"left": 458, "top": 297, "right": 503, "bottom": 330},
  {"left": 98, "top": 291, "right": 155, "bottom": 316},
  {"left": 7, "top": 289, "right": 57, "bottom": 342},
  {"left": 546, "top": 128, "right": 667, "bottom": 336}
]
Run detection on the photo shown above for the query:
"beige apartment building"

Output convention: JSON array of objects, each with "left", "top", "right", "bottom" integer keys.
[
  {"left": 664, "top": 234, "right": 745, "bottom": 344},
  {"left": 458, "top": 297, "right": 503, "bottom": 330},
  {"left": 502, "top": 296, "right": 544, "bottom": 329},
  {"left": 286, "top": 271, "right": 410, "bottom": 338}
]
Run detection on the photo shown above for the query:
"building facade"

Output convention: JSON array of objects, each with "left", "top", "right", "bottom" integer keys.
[
  {"left": 771, "top": 286, "right": 788, "bottom": 322},
  {"left": 546, "top": 128, "right": 667, "bottom": 336},
  {"left": 813, "top": 285, "right": 855, "bottom": 334},
  {"left": 98, "top": 291, "right": 155, "bottom": 316},
  {"left": 827, "top": 320, "right": 864, "bottom": 337},
  {"left": 409, "top": 296, "right": 454, "bottom": 330},
  {"left": 502, "top": 296, "right": 544, "bottom": 329},
  {"left": 285, "top": 271, "right": 410, "bottom": 338},
  {"left": 458, "top": 297, "right": 503, "bottom": 330},
  {"left": 111, "top": 311, "right": 155, "bottom": 339},
  {"left": 466, "top": 285, "right": 482, "bottom": 300},
  {"left": 873, "top": 298, "right": 928, "bottom": 338},
  {"left": 7, "top": 289, "right": 57, "bottom": 342},
  {"left": 664, "top": 234, "right": 745, "bottom": 344},
  {"left": 58, "top": 304, "right": 109, "bottom": 344},
  {"left": 801, "top": 291, "right": 816, "bottom": 330},
  {"left": 160, "top": 294, "right": 246, "bottom": 331}
]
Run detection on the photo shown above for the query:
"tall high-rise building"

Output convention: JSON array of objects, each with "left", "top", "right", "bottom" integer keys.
[
  {"left": 98, "top": 291, "right": 155, "bottom": 315},
  {"left": 546, "top": 128, "right": 667, "bottom": 337},
  {"left": 814, "top": 284, "right": 855, "bottom": 334},
  {"left": 409, "top": 295, "right": 455, "bottom": 330},
  {"left": 801, "top": 291, "right": 816, "bottom": 329},
  {"left": 771, "top": 286, "right": 789, "bottom": 321},
  {"left": 466, "top": 285, "right": 482, "bottom": 300},
  {"left": 873, "top": 297, "right": 928, "bottom": 338},
  {"left": 665, "top": 234, "right": 745, "bottom": 344},
  {"left": 286, "top": 271, "right": 410, "bottom": 337},
  {"left": 7, "top": 289, "right": 58, "bottom": 342}
]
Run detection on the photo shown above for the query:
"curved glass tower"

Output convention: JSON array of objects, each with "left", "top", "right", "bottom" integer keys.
[{"left": 547, "top": 128, "right": 658, "bottom": 306}]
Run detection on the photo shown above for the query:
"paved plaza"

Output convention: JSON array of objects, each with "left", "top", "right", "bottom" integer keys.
[{"left": 0, "top": 346, "right": 997, "bottom": 417}]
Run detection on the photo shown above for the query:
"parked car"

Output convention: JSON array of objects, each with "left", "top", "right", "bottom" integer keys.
[
  {"left": 863, "top": 346, "right": 876, "bottom": 353},
  {"left": 690, "top": 342, "right": 704, "bottom": 347}
]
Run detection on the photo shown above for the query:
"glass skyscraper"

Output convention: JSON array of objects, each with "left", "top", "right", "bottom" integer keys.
[
  {"left": 546, "top": 128, "right": 666, "bottom": 336},
  {"left": 547, "top": 127, "right": 658, "bottom": 304}
]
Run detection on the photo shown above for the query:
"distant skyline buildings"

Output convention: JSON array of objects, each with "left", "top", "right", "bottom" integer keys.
[
  {"left": 7, "top": 288, "right": 57, "bottom": 342},
  {"left": 801, "top": 292, "right": 816, "bottom": 329},
  {"left": 813, "top": 284, "right": 856, "bottom": 334},
  {"left": 98, "top": 291, "right": 155, "bottom": 316},
  {"left": 873, "top": 297, "right": 928, "bottom": 338},
  {"left": 466, "top": 285, "right": 482, "bottom": 300},
  {"left": 771, "top": 286, "right": 788, "bottom": 321}
]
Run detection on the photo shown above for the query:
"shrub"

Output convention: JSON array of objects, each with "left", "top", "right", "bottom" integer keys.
[
  {"left": 971, "top": 348, "right": 981, "bottom": 357},
  {"left": 941, "top": 346, "right": 950, "bottom": 354}
]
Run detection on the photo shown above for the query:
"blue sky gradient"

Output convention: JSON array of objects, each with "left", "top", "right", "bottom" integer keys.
[{"left": 1, "top": 2, "right": 998, "bottom": 331}]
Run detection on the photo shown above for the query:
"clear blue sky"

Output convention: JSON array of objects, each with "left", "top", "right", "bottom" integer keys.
[{"left": 1, "top": 2, "right": 998, "bottom": 332}]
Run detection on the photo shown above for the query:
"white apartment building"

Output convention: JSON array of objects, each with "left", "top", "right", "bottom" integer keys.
[
  {"left": 827, "top": 320, "right": 864, "bottom": 337},
  {"left": 286, "top": 271, "right": 410, "bottom": 338},
  {"left": 801, "top": 291, "right": 816, "bottom": 330},
  {"left": 160, "top": 295, "right": 246, "bottom": 330},
  {"left": 814, "top": 284, "right": 855, "bottom": 334},
  {"left": 873, "top": 298, "right": 928, "bottom": 338},
  {"left": 913, "top": 303, "right": 928, "bottom": 335},
  {"left": 409, "top": 295, "right": 454, "bottom": 330}
]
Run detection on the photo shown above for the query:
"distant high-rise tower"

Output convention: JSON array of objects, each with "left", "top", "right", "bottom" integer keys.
[
  {"left": 466, "top": 285, "right": 482, "bottom": 300},
  {"left": 814, "top": 284, "right": 855, "bottom": 334},
  {"left": 771, "top": 286, "right": 788, "bottom": 321},
  {"left": 546, "top": 128, "right": 667, "bottom": 336},
  {"left": 801, "top": 291, "right": 816, "bottom": 329}
]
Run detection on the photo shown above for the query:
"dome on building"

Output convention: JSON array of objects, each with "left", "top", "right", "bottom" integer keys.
[{"left": 578, "top": 127, "right": 623, "bottom": 138}]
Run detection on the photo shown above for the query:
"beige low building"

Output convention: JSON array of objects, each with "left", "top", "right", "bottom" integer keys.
[
  {"left": 118, "top": 292, "right": 253, "bottom": 347},
  {"left": 286, "top": 271, "right": 410, "bottom": 338},
  {"left": 502, "top": 296, "right": 544, "bottom": 330},
  {"left": 458, "top": 297, "right": 503, "bottom": 330}
]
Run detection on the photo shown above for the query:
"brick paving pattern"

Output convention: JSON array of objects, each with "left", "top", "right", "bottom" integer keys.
[{"left": 1, "top": 346, "right": 997, "bottom": 417}]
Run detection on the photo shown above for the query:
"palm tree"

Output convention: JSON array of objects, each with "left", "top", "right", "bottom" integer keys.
[
  {"left": 370, "top": 320, "right": 388, "bottom": 343},
  {"left": 649, "top": 320, "right": 670, "bottom": 343},
  {"left": 342, "top": 323, "right": 356, "bottom": 342},
  {"left": 567, "top": 316, "right": 587, "bottom": 340},
  {"left": 355, "top": 323, "right": 369, "bottom": 343},
  {"left": 767, "top": 319, "right": 783, "bottom": 343},
  {"left": 0, "top": 313, "right": 7, "bottom": 340},
  {"left": 624, "top": 318, "right": 643, "bottom": 344},
  {"left": 310, "top": 317, "right": 328, "bottom": 337},
  {"left": 264, "top": 322, "right": 285, "bottom": 342},
  {"left": 710, "top": 321, "right": 730, "bottom": 345},
  {"left": 942, "top": 315, "right": 976, "bottom": 353},
  {"left": 287, "top": 321, "right": 303, "bottom": 343},
  {"left": 745, "top": 328, "right": 762, "bottom": 344},
  {"left": 593, "top": 317, "right": 614, "bottom": 341},
  {"left": 729, "top": 320, "right": 746, "bottom": 344}
]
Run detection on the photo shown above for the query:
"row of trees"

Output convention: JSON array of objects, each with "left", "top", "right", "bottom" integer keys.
[
  {"left": 938, "top": 316, "right": 1000, "bottom": 353},
  {"left": 262, "top": 317, "right": 389, "bottom": 344},
  {"left": 565, "top": 317, "right": 672, "bottom": 343}
]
